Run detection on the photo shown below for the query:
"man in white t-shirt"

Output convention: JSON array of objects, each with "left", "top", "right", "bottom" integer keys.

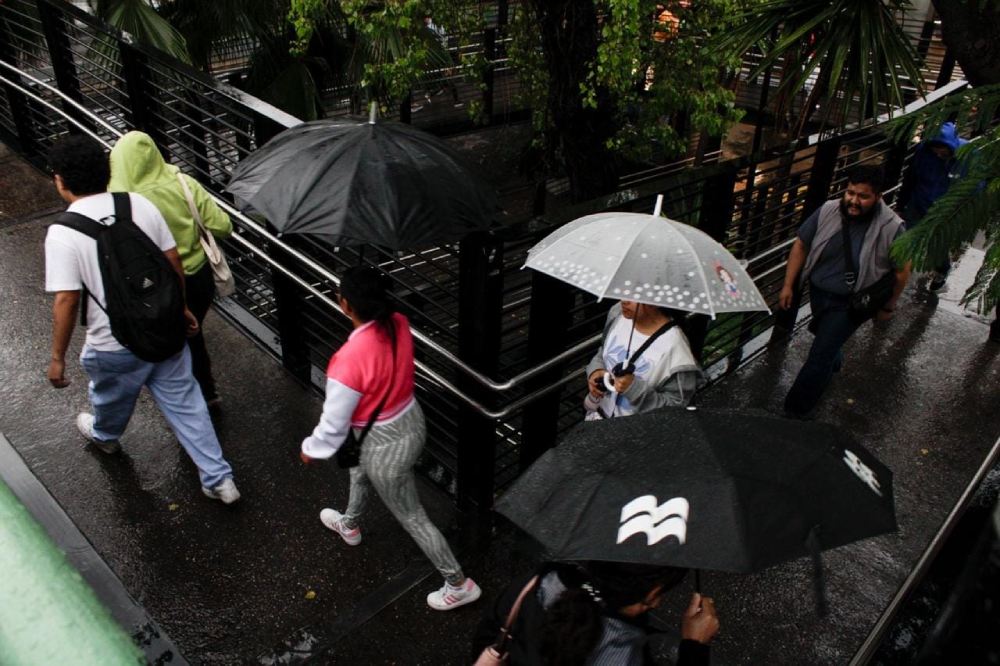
[{"left": 44, "top": 135, "right": 239, "bottom": 504}]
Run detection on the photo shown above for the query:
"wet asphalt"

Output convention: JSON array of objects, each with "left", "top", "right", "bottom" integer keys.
[{"left": 1, "top": 142, "right": 998, "bottom": 665}]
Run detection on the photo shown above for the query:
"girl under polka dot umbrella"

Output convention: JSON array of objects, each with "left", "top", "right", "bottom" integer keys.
[{"left": 523, "top": 195, "right": 769, "bottom": 317}]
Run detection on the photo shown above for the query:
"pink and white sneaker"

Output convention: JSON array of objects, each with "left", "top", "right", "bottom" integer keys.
[
  {"left": 426, "top": 578, "right": 481, "bottom": 611},
  {"left": 319, "top": 508, "right": 361, "bottom": 546}
]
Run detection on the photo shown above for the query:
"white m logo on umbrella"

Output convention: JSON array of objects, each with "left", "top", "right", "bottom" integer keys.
[{"left": 616, "top": 495, "right": 689, "bottom": 546}]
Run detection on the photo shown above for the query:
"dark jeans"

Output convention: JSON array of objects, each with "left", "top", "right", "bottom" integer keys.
[
  {"left": 784, "top": 286, "right": 864, "bottom": 415},
  {"left": 185, "top": 262, "right": 217, "bottom": 401}
]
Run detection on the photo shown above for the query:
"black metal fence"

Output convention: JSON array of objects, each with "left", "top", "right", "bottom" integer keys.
[{"left": 0, "top": 0, "right": 972, "bottom": 509}]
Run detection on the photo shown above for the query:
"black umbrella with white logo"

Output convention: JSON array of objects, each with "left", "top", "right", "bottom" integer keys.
[{"left": 495, "top": 406, "right": 896, "bottom": 577}]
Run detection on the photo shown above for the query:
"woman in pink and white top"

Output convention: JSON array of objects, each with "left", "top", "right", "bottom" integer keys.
[{"left": 300, "top": 266, "right": 480, "bottom": 611}]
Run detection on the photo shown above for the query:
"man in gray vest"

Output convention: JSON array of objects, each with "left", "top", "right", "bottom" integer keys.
[{"left": 778, "top": 165, "right": 911, "bottom": 416}]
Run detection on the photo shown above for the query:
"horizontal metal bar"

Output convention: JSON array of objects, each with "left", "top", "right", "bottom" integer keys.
[
  {"left": 745, "top": 237, "right": 797, "bottom": 265},
  {"left": 849, "top": 435, "right": 1000, "bottom": 666},
  {"left": 0, "top": 59, "right": 120, "bottom": 136}
]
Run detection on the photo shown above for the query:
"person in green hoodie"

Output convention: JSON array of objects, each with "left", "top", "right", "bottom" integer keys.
[{"left": 109, "top": 131, "right": 233, "bottom": 409}]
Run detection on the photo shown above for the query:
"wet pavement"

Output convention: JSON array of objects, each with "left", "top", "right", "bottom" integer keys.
[{"left": 1, "top": 141, "right": 998, "bottom": 665}]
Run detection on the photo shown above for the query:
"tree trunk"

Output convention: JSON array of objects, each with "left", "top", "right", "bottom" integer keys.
[
  {"left": 931, "top": 0, "right": 1000, "bottom": 86},
  {"left": 531, "top": 1, "right": 619, "bottom": 202}
]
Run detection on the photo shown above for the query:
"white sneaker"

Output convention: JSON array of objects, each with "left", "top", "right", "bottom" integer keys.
[
  {"left": 427, "top": 578, "right": 481, "bottom": 611},
  {"left": 319, "top": 508, "right": 362, "bottom": 546},
  {"left": 76, "top": 413, "right": 121, "bottom": 454},
  {"left": 202, "top": 478, "right": 241, "bottom": 504}
]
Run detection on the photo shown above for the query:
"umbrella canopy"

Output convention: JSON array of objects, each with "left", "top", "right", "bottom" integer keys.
[
  {"left": 496, "top": 407, "right": 896, "bottom": 573},
  {"left": 226, "top": 117, "right": 497, "bottom": 249},
  {"left": 523, "top": 208, "right": 769, "bottom": 316}
]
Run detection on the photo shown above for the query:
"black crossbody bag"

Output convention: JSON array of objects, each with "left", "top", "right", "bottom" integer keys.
[
  {"left": 335, "top": 332, "right": 397, "bottom": 469},
  {"left": 841, "top": 221, "right": 895, "bottom": 322}
]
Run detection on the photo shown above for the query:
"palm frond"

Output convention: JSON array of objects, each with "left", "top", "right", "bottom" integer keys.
[
  {"left": 260, "top": 60, "right": 321, "bottom": 121},
  {"left": 886, "top": 84, "right": 1000, "bottom": 145},
  {"left": 97, "top": 0, "right": 190, "bottom": 64},
  {"left": 889, "top": 90, "right": 1000, "bottom": 313},
  {"left": 964, "top": 238, "right": 1000, "bottom": 313},
  {"left": 718, "top": 0, "right": 923, "bottom": 135},
  {"left": 158, "top": 0, "right": 290, "bottom": 69}
]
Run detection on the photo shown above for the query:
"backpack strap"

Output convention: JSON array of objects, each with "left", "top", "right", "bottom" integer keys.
[
  {"left": 52, "top": 211, "right": 108, "bottom": 326},
  {"left": 53, "top": 211, "right": 104, "bottom": 239},
  {"left": 112, "top": 191, "right": 133, "bottom": 226}
]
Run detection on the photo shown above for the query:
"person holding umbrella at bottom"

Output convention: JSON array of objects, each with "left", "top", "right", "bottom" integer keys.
[
  {"left": 300, "top": 267, "right": 480, "bottom": 611},
  {"left": 472, "top": 561, "right": 719, "bottom": 665}
]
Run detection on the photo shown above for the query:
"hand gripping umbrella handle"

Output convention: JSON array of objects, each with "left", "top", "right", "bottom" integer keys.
[{"left": 603, "top": 362, "right": 636, "bottom": 392}]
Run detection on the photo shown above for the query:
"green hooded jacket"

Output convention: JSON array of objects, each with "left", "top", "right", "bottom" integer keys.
[{"left": 109, "top": 131, "right": 232, "bottom": 275}]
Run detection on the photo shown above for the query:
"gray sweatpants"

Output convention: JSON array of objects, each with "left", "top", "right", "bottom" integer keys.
[{"left": 342, "top": 401, "right": 464, "bottom": 585}]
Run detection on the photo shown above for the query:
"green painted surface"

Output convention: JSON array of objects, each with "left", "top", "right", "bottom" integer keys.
[{"left": 0, "top": 481, "right": 143, "bottom": 665}]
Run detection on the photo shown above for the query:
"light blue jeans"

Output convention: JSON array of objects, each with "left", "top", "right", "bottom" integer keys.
[{"left": 80, "top": 345, "right": 233, "bottom": 489}]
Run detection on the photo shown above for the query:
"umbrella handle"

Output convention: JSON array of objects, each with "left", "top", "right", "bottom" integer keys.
[
  {"left": 694, "top": 569, "right": 701, "bottom": 594},
  {"left": 807, "top": 527, "right": 829, "bottom": 618},
  {"left": 653, "top": 194, "right": 664, "bottom": 217},
  {"left": 603, "top": 372, "right": 616, "bottom": 393}
]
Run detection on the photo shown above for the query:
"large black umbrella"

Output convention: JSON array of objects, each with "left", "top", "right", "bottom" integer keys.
[
  {"left": 225, "top": 111, "right": 497, "bottom": 248},
  {"left": 496, "top": 407, "right": 896, "bottom": 573}
]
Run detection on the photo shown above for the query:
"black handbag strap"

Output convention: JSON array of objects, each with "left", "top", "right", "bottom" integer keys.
[
  {"left": 840, "top": 219, "right": 858, "bottom": 290},
  {"left": 616, "top": 319, "right": 677, "bottom": 376},
  {"left": 354, "top": 324, "right": 397, "bottom": 446}
]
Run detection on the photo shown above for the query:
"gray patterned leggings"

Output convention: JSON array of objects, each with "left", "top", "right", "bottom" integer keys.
[{"left": 342, "top": 401, "right": 464, "bottom": 585}]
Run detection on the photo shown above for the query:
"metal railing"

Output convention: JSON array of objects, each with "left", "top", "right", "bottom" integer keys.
[{"left": 0, "top": 0, "right": 977, "bottom": 506}]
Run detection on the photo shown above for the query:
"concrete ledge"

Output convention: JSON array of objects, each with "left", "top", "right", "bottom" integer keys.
[{"left": 0, "top": 432, "right": 186, "bottom": 665}]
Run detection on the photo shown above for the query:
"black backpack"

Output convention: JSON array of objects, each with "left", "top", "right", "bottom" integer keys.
[{"left": 53, "top": 192, "right": 187, "bottom": 362}]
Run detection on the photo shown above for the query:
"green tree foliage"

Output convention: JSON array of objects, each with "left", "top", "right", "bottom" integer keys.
[
  {"left": 91, "top": 1, "right": 744, "bottom": 195},
  {"left": 721, "top": 0, "right": 925, "bottom": 139},
  {"left": 586, "top": 0, "right": 744, "bottom": 160},
  {"left": 289, "top": 1, "right": 479, "bottom": 114},
  {"left": 508, "top": 1, "right": 744, "bottom": 196},
  {"left": 888, "top": 85, "right": 1000, "bottom": 314}
]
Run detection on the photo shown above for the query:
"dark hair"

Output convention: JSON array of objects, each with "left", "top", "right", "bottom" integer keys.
[
  {"left": 47, "top": 135, "right": 110, "bottom": 195},
  {"left": 845, "top": 164, "right": 884, "bottom": 194},
  {"left": 539, "top": 561, "right": 688, "bottom": 666},
  {"left": 655, "top": 306, "right": 695, "bottom": 341},
  {"left": 339, "top": 265, "right": 396, "bottom": 341},
  {"left": 656, "top": 306, "right": 686, "bottom": 321}
]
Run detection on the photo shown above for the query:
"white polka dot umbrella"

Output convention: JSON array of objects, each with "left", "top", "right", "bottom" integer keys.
[{"left": 523, "top": 196, "right": 770, "bottom": 317}]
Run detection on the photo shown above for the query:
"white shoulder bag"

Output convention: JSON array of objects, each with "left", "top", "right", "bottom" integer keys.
[{"left": 177, "top": 172, "right": 236, "bottom": 298}]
